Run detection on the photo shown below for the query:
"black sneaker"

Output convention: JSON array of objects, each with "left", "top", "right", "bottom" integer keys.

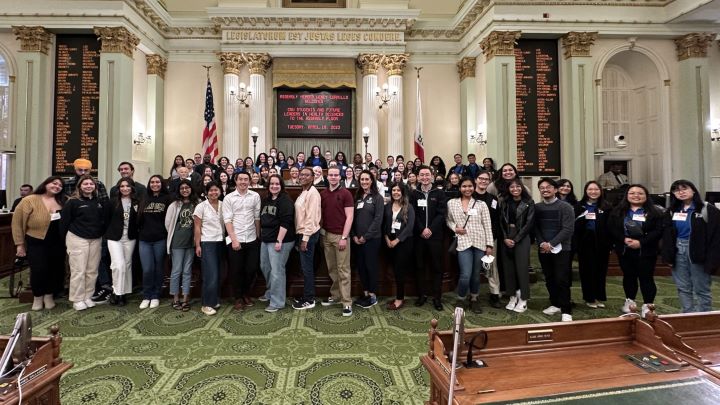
[
  {"left": 359, "top": 296, "right": 378, "bottom": 309},
  {"left": 489, "top": 294, "right": 503, "bottom": 309},
  {"left": 292, "top": 299, "right": 316, "bottom": 310},
  {"left": 91, "top": 288, "right": 112, "bottom": 304},
  {"left": 353, "top": 296, "right": 369, "bottom": 307},
  {"left": 322, "top": 297, "right": 341, "bottom": 306}
]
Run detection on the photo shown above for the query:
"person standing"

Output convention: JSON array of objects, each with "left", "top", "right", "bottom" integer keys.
[
  {"left": 259, "top": 175, "right": 296, "bottom": 312},
  {"left": 165, "top": 179, "right": 200, "bottom": 311},
  {"left": 608, "top": 184, "right": 664, "bottom": 317},
  {"left": 534, "top": 178, "right": 575, "bottom": 322},
  {"left": 384, "top": 182, "right": 415, "bottom": 310},
  {"left": 10, "top": 184, "right": 33, "bottom": 212},
  {"left": 351, "top": 170, "right": 384, "bottom": 309},
  {"left": 137, "top": 175, "right": 171, "bottom": 309},
  {"left": 110, "top": 161, "right": 147, "bottom": 200},
  {"left": 12, "top": 176, "right": 65, "bottom": 310},
  {"left": 597, "top": 163, "right": 629, "bottom": 189},
  {"left": 319, "top": 167, "right": 355, "bottom": 316},
  {"left": 574, "top": 181, "right": 611, "bottom": 309},
  {"left": 105, "top": 178, "right": 139, "bottom": 307},
  {"left": 193, "top": 182, "right": 225, "bottom": 315},
  {"left": 473, "top": 170, "right": 503, "bottom": 308},
  {"left": 411, "top": 166, "right": 447, "bottom": 311},
  {"left": 223, "top": 171, "right": 261, "bottom": 311},
  {"left": 662, "top": 180, "right": 720, "bottom": 313},
  {"left": 292, "top": 167, "right": 322, "bottom": 310}
]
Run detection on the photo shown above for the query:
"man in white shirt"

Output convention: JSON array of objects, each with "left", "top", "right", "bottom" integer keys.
[
  {"left": 597, "top": 163, "right": 629, "bottom": 189},
  {"left": 223, "top": 171, "right": 261, "bottom": 311}
]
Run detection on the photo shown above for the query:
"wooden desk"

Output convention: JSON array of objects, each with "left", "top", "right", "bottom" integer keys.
[
  {"left": 421, "top": 317, "right": 718, "bottom": 404},
  {"left": 0, "top": 326, "right": 73, "bottom": 405}
]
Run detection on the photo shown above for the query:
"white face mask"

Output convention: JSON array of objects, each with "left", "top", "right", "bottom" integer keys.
[{"left": 380, "top": 174, "right": 388, "bottom": 181}]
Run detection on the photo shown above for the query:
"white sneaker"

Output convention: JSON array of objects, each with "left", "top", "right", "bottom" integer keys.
[
  {"left": 505, "top": 296, "right": 518, "bottom": 310},
  {"left": 641, "top": 303, "right": 650, "bottom": 318},
  {"left": 139, "top": 299, "right": 150, "bottom": 309},
  {"left": 585, "top": 301, "right": 598, "bottom": 309},
  {"left": 596, "top": 301, "right": 606, "bottom": 308},
  {"left": 622, "top": 298, "right": 636, "bottom": 314},
  {"left": 31, "top": 297, "right": 43, "bottom": 311},
  {"left": 561, "top": 313, "right": 573, "bottom": 322},
  {"left": 149, "top": 299, "right": 160, "bottom": 308},
  {"left": 73, "top": 301, "right": 88, "bottom": 311},
  {"left": 513, "top": 298, "right": 528, "bottom": 313},
  {"left": 201, "top": 306, "right": 217, "bottom": 316},
  {"left": 84, "top": 299, "right": 96, "bottom": 308},
  {"left": 542, "top": 305, "right": 561, "bottom": 315},
  {"left": 43, "top": 294, "right": 56, "bottom": 310}
]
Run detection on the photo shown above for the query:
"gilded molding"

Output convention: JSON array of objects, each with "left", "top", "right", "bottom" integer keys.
[
  {"left": 146, "top": 54, "right": 168, "bottom": 79},
  {"left": 12, "top": 26, "right": 52, "bottom": 54},
  {"left": 217, "top": 52, "right": 245, "bottom": 75},
  {"left": 357, "top": 54, "right": 384, "bottom": 76},
  {"left": 381, "top": 53, "right": 409, "bottom": 76},
  {"left": 561, "top": 31, "right": 598, "bottom": 59},
  {"left": 674, "top": 33, "right": 714, "bottom": 61},
  {"left": 457, "top": 57, "right": 477, "bottom": 80},
  {"left": 244, "top": 53, "right": 272, "bottom": 75},
  {"left": 93, "top": 26, "right": 140, "bottom": 58},
  {"left": 479, "top": 31, "right": 521, "bottom": 61}
]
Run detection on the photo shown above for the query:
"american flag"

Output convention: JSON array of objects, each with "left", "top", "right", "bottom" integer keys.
[{"left": 202, "top": 77, "right": 218, "bottom": 161}]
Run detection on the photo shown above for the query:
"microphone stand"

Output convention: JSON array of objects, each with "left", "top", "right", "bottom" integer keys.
[
  {"left": 464, "top": 330, "right": 488, "bottom": 368},
  {"left": 448, "top": 307, "right": 464, "bottom": 404}
]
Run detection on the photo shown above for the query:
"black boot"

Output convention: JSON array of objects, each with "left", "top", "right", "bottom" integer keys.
[
  {"left": 108, "top": 293, "right": 119, "bottom": 306},
  {"left": 119, "top": 295, "right": 127, "bottom": 307},
  {"left": 489, "top": 294, "right": 502, "bottom": 309}
]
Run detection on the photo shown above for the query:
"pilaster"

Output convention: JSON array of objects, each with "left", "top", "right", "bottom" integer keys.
[
  {"left": 245, "top": 53, "right": 272, "bottom": 156},
  {"left": 357, "top": 53, "right": 383, "bottom": 160},
  {"left": 218, "top": 52, "right": 244, "bottom": 160},
  {"left": 146, "top": 54, "right": 166, "bottom": 176},
  {"left": 457, "top": 57, "right": 477, "bottom": 158},
  {"left": 381, "top": 53, "right": 409, "bottom": 158}
]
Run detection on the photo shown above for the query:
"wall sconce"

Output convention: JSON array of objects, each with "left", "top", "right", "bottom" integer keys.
[
  {"left": 711, "top": 121, "right": 720, "bottom": 142},
  {"left": 362, "top": 127, "right": 370, "bottom": 154},
  {"left": 468, "top": 127, "right": 487, "bottom": 145},
  {"left": 375, "top": 83, "right": 398, "bottom": 109},
  {"left": 230, "top": 82, "right": 252, "bottom": 108},
  {"left": 133, "top": 132, "right": 152, "bottom": 145}
]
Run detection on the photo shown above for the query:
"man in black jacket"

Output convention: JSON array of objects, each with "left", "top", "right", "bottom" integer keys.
[{"left": 411, "top": 166, "right": 447, "bottom": 311}]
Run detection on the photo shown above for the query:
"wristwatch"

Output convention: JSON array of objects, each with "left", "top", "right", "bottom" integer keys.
[{"left": 341, "top": 236, "right": 348, "bottom": 240}]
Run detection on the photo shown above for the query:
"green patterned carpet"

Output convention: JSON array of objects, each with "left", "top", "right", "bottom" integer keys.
[{"left": 0, "top": 272, "right": 717, "bottom": 405}]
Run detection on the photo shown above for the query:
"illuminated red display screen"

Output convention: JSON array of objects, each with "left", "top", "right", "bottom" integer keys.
[{"left": 276, "top": 89, "right": 353, "bottom": 138}]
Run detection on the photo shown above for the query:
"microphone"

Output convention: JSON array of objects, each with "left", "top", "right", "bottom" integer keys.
[{"left": 464, "top": 330, "right": 488, "bottom": 368}]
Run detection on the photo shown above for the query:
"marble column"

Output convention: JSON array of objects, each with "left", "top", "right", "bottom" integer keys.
[
  {"left": 560, "top": 32, "right": 598, "bottom": 188},
  {"left": 457, "top": 57, "right": 478, "bottom": 158},
  {"left": 146, "top": 54, "right": 167, "bottom": 177},
  {"left": 674, "top": 33, "right": 714, "bottom": 192},
  {"left": 94, "top": 26, "right": 140, "bottom": 187},
  {"left": 245, "top": 53, "right": 272, "bottom": 157},
  {"left": 480, "top": 31, "right": 521, "bottom": 165},
  {"left": 382, "top": 53, "right": 409, "bottom": 158},
  {"left": 12, "top": 26, "right": 53, "bottom": 189},
  {"left": 218, "top": 52, "right": 244, "bottom": 161},
  {"left": 357, "top": 54, "right": 383, "bottom": 161}
]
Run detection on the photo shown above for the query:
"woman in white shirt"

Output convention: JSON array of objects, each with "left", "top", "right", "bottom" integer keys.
[{"left": 193, "top": 181, "right": 225, "bottom": 316}]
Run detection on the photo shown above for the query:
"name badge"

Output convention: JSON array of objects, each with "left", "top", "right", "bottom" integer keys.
[
  {"left": 632, "top": 214, "right": 646, "bottom": 222},
  {"left": 418, "top": 199, "right": 427, "bottom": 208},
  {"left": 468, "top": 209, "right": 478, "bottom": 216},
  {"left": 392, "top": 222, "right": 402, "bottom": 230},
  {"left": 356, "top": 202, "right": 364, "bottom": 209},
  {"left": 672, "top": 212, "right": 688, "bottom": 222},
  {"left": 50, "top": 212, "right": 61, "bottom": 221},
  {"left": 586, "top": 212, "right": 596, "bottom": 220},
  {"left": 491, "top": 200, "right": 497, "bottom": 209}
]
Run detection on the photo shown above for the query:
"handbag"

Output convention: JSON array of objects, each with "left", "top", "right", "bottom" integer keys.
[{"left": 448, "top": 200, "right": 478, "bottom": 255}]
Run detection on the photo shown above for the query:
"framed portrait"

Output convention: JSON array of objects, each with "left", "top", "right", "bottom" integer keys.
[{"left": 283, "top": 0, "right": 346, "bottom": 8}]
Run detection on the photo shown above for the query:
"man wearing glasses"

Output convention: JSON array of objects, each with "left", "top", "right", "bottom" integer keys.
[{"left": 473, "top": 170, "right": 503, "bottom": 308}]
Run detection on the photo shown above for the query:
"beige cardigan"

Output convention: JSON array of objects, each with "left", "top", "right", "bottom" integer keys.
[{"left": 11, "top": 195, "right": 57, "bottom": 245}]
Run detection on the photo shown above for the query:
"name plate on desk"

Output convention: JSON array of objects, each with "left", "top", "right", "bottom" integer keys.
[{"left": 527, "top": 329, "right": 554, "bottom": 343}]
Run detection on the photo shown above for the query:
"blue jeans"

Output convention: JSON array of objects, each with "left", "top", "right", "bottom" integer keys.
[
  {"left": 139, "top": 239, "right": 166, "bottom": 300},
  {"left": 170, "top": 247, "right": 194, "bottom": 295},
  {"left": 200, "top": 241, "right": 223, "bottom": 307},
  {"left": 297, "top": 231, "right": 320, "bottom": 301},
  {"left": 672, "top": 239, "right": 712, "bottom": 313},
  {"left": 260, "top": 241, "right": 294, "bottom": 309},
  {"left": 457, "top": 247, "right": 485, "bottom": 298}
]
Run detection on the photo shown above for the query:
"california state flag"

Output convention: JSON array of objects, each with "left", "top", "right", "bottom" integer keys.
[{"left": 414, "top": 72, "right": 425, "bottom": 162}]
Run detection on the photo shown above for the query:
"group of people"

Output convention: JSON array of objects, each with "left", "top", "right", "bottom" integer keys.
[{"left": 10, "top": 148, "right": 720, "bottom": 320}]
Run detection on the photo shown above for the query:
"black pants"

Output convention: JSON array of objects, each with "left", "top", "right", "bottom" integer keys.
[
  {"left": 354, "top": 238, "right": 381, "bottom": 295},
  {"left": 538, "top": 251, "right": 572, "bottom": 314},
  {"left": 618, "top": 254, "right": 657, "bottom": 303},
  {"left": 415, "top": 237, "right": 443, "bottom": 300},
  {"left": 501, "top": 236, "right": 531, "bottom": 300},
  {"left": 388, "top": 238, "right": 414, "bottom": 300},
  {"left": 577, "top": 232, "right": 609, "bottom": 302},
  {"left": 26, "top": 232, "right": 66, "bottom": 297},
  {"left": 227, "top": 239, "right": 260, "bottom": 299}
]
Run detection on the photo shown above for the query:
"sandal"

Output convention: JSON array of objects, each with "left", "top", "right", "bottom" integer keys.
[
  {"left": 181, "top": 302, "right": 191, "bottom": 312},
  {"left": 172, "top": 301, "right": 182, "bottom": 310}
]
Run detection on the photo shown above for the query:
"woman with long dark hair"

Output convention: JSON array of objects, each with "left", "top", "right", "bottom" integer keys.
[
  {"left": 12, "top": 176, "right": 66, "bottom": 310},
  {"left": 169, "top": 154, "right": 185, "bottom": 180},
  {"left": 308, "top": 145, "right": 328, "bottom": 169},
  {"left": 243, "top": 157, "right": 255, "bottom": 173},
  {"left": 488, "top": 162, "right": 522, "bottom": 196},
  {"left": 482, "top": 158, "right": 497, "bottom": 180},
  {"left": 193, "top": 181, "right": 225, "bottom": 315},
  {"left": 429, "top": 156, "right": 446, "bottom": 178},
  {"left": 661, "top": 179, "right": 720, "bottom": 313},
  {"left": 557, "top": 179, "right": 578, "bottom": 206},
  {"left": 105, "top": 178, "right": 139, "bottom": 306},
  {"left": 607, "top": 184, "right": 664, "bottom": 317},
  {"left": 384, "top": 182, "right": 415, "bottom": 310},
  {"left": 574, "top": 181, "right": 611, "bottom": 309},
  {"left": 165, "top": 179, "right": 200, "bottom": 311},
  {"left": 255, "top": 153, "right": 268, "bottom": 172},
  {"left": 138, "top": 175, "right": 171, "bottom": 310},
  {"left": 351, "top": 170, "right": 384, "bottom": 308}
]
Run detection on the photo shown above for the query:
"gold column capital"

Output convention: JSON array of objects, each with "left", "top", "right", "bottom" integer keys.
[
  {"left": 146, "top": 54, "right": 168, "bottom": 79},
  {"left": 457, "top": 57, "right": 477, "bottom": 81},
  {"left": 12, "top": 26, "right": 52, "bottom": 54},
  {"left": 674, "top": 33, "right": 715, "bottom": 61},
  {"left": 381, "top": 53, "right": 410, "bottom": 76},
  {"left": 479, "top": 31, "right": 521, "bottom": 62},
  {"left": 93, "top": 26, "right": 140, "bottom": 58},
  {"left": 356, "top": 53, "right": 384, "bottom": 76},
  {"left": 561, "top": 32, "right": 598, "bottom": 59},
  {"left": 244, "top": 53, "right": 272, "bottom": 75},
  {"left": 217, "top": 52, "right": 245, "bottom": 75}
]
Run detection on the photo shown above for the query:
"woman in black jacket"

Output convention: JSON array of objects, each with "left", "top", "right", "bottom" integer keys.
[
  {"left": 384, "top": 182, "right": 415, "bottom": 310},
  {"left": 661, "top": 179, "right": 720, "bottom": 313},
  {"left": 499, "top": 178, "right": 535, "bottom": 313},
  {"left": 607, "top": 184, "right": 664, "bottom": 317},
  {"left": 137, "top": 175, "right": 171, "bottom": 310},
  {"left": 574, "top": 181, "right": 611, "bottom": 309},
  {"left": 105, "top": 178, "right": 139, "bottom": 306},
  {"left": 351, "top": 170, "right": 385, "bottom": 309}
]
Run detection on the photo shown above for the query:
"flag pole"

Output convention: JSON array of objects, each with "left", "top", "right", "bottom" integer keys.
[{"left": 202, "top": 65, "right": 211, "bottom": 79}]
